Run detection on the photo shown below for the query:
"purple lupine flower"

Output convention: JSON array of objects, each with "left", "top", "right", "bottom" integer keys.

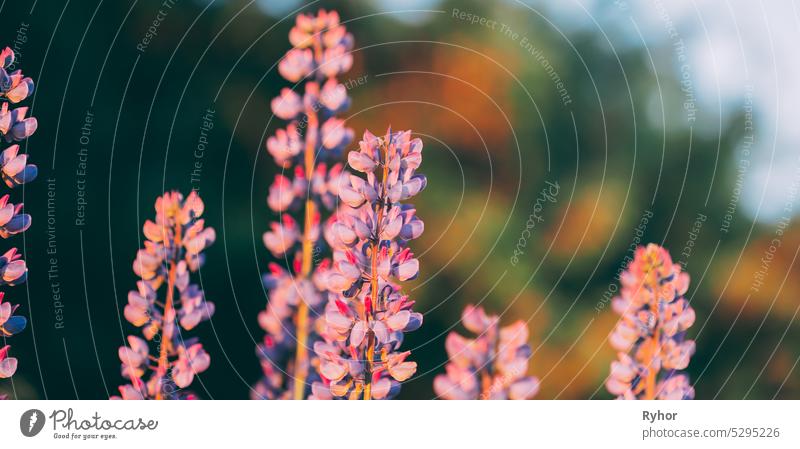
[
  {"left": 310, "top": 128, "right": 425, "bottom": 400},
  {"left": 114, "top": 191, "right": 216, "bottom": 400},
  {"left": 434, "top": 305, "right": 540, "bottom": 400},
  {"left": 605, "top": 243, "right": 696, "bottom": 400},
  {"left": 254, "top": 9, "right": 355, "bottom": 400},
  {"left": 0, "top": 48, "right": 35, "bottom": 398}
]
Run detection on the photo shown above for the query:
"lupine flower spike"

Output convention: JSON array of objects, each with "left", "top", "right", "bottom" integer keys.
[
  {"left": 255, "top": 9, "right": 353, "bottom": 400},
  {"left": 311, "top": 128, "right": 425, "bottom": 400},
  {"left": 0, "top": 47, "right": 36, "bottom": 399},
  {"left": 434, "top": 305, "right": 540, "bottom": 400},
  {"left": 114, "top": 191, "right": 216, "bottom": 400},
  {"left": 606, "top": 244, "right": 696, "bottom": 400}
]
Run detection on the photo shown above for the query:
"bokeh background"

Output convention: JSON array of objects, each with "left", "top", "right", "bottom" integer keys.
[{"left": 2, "top": 0, "right": 799, "bottom": 399}]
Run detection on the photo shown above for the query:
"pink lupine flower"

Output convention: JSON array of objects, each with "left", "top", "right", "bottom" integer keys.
[
  {"left": 115, "top": 191, "right": 215, "bottom": 400},
  {"left": 119, "top": 335, "right": 149, "bottom": 380},
  {"left": 0, "top": 48, "right": 13, "bottom": 69},
  {"left": 283, "top": 9, "right": 353, "bottom": 81},
  {"left": 0, "top": 145, "right": 37, "bottom": 188},
  {"left": 0, "top": 48, "right": 36, "bottom": 398},
  {"left": 0, "top": 50, "right": 34, "bottom": 105},
  {"left": 319, "top": 79, "right": 349, "bottom": 112},
  {"left": 314, "top": 163, "right": 349, "bottom": 210},
  {"left": 311, "top": 128, "right": 426, "bottom": 400},
  {"left": 319, "top": 46, "right": 353, "bottom": 78},
  {"left": 0, "top": 48, "right": 37, "bottom": 143},
  {"left": 434, "top": 305, "right": 540, "bottom": 400},
  {"left": 278, "top": 48, "right": 314, "bottom": 82},
  {"left": 255, "top": 9, "right": 355, "bottom": 400},
  {"left": 320, "top": 117, "right": 353, "bottom": 150},
  {"left": 262, "top": 214, "right": 301, "bottom": 256},
  {"left": 179, "top": 284, "right": 215, "bottom": 330},
  {"left": 0, "top": 298, "right": 24, "bottom": 393},
  {"left": 289, "top": 10, "right": 346, "bottom": 48},
  {"left": 0, "top": 194, "right": 30, "bottom": 238},
  {"left": 172, "top": 343, "right": 211, "bottom": 388},
  {"left": 0, "top": 344, "right": 17, "bottom": 378},
  {"left": 606, "top": 244, "right": 696, "bottom": 400},
  {"left": 0, "top": 247, "right": 26, "bottom": 286},
  {"left": 270, "top": 88, "right": 303, "bottom": 120},
  {"left": 0, "top": 103, "right": 37, "bottom": 142},
  {"left": 0, "top": 292, "right": 26, "bottom": 340},
  {"left": 267, "top": 172, "right": 300, "bottom": 212},
  {"left": 266, "top": 123, "right": 304, "bottom": 168}
]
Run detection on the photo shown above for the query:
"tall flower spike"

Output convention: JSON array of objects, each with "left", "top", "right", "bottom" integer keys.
[
  {"left": 0, "top": 47, "right": 36, "bottom": 399},
  {"left": 434, "top": 305, "right": 540, "bottom": 400},
  {"left": 114, "top": 191, "right": 216, "bottom": 400},
  {"left": 606, "top": 244, "right": 696, "bottom": 400},
  {"left": 311, "top": 128, "right": 425, "bottom": 400},
  {"left": 255, "top": 9, "right": 354, "bottom": 400}
]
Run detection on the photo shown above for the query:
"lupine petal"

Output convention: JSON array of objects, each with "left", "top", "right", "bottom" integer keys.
[{"left": 0, "top": 355, "right": 18, "bottom": 378}]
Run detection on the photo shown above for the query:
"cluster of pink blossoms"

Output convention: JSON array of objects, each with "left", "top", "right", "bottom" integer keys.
[
  {"left": 0, "top": 48, "right": 37, "bottom": 143},
  {"left": 255, "top": 9, "right": 354, "bottom": 400},
  {"left": 0, "top": 47, "right": 36, "bottom": 399},
  {"left": 606, "top": 244, "right": 696, "bottom": 400},
  {"left": 434, "top": 305, "right": 540, "bottom": 400},
  {"left": 114, "top": 191, "right": 216, "bottom": 400},
  {"left": 310, "top": 128, "right": 425, "bottom": 400}
]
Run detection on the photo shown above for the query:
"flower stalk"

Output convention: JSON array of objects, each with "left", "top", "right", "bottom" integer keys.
[
  {"left": 256, "top": 9, "right": 354, "bottom": 400},
  {"left": 115, "top": 191, "right": 216, "bottom": 400},
  {"left": 606, "top": 243, "right": 696, "bottom": 400},
  {"left": 0, "top": 47, "right": 37, "bottom": 399},
  {"left": 312, "top": 128, "right": 426, "bottom": 400},
  {"left": 434, "top": 305, "right": 540, "bottom": 400},
  {"left": 154, "top": 247, "right": 178, "bottom": 400},
  {"left": 292, "top": 111, "right": 320, "bottom": 398}
]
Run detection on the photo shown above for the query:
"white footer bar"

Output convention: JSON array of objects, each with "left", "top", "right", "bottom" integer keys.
[{"left": 1, "top": 400, "right": 797, "bottom": 448}]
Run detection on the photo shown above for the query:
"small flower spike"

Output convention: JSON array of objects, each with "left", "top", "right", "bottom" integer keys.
[
  {"left": 114, "top": 191, "right": 216, "bottom": 400},
  {"left": 310, "top": 128, "right": 426, "bottom": 400},
  {"left": 255, "top": 9, "right": 355, "bottom": 400},
  {"left": 606, "top": 244, "right": 696, "bottom": 400},
  {"left": 0, "top": 47, "right": 36, "bottom": 399},
  {"left": 434, "top": 305, "right": 540, "bottom": 400}
]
